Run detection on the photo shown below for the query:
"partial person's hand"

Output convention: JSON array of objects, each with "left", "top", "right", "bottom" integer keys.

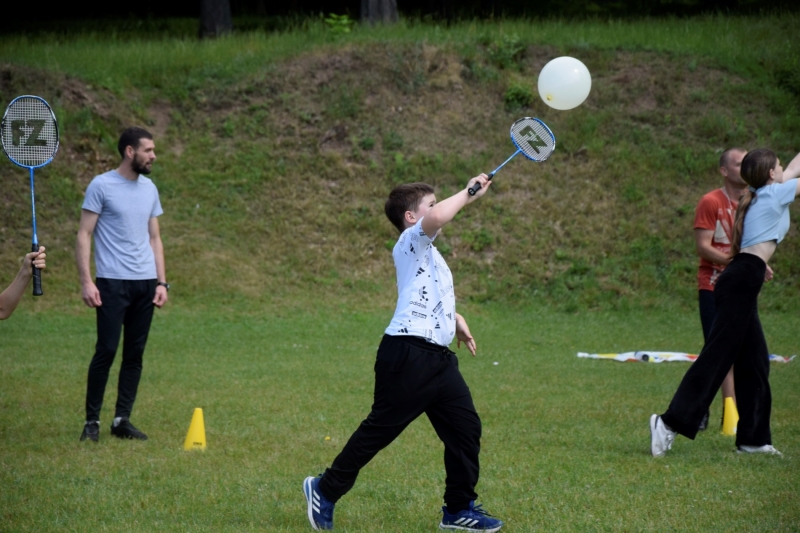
[
  {"left": 765, "top": 264, "right": 774, "bottom": 282},
  {"left": 466, "top": 173, "right": 491, "bottom": 200},
  {"left": 23, "top": 246, "right": 46, "bottom": 273},
  {"left": 455, "top": 313, "right": 477, "bottom": 356},
  {"left": 81, "top": 282, "right": 102, "bottom": 308},
  {"left": 153, "top": 286, "right": 168, "bottom": 308}
]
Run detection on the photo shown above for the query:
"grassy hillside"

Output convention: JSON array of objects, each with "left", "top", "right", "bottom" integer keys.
[{"left": 1, "top": 15, "right": 799, "bottom": 313}]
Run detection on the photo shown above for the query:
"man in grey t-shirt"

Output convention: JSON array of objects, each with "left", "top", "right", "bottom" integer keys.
[{"left": 76, "top": 127, "right": 169, "bottom": 442}]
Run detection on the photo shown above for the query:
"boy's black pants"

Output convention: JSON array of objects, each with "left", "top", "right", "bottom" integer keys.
[
  {"left": 319, "top": 334, "right": 482, "bottom": 511},
  {"left": 85, "top": 278, "right": 156, "bottom": 422},
  {"left": 662, "top": 253, "right": 772, "bottom": 447}
]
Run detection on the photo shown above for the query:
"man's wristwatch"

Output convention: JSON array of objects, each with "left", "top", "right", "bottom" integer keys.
[{"left": 157, "top": 281, "right": 170, "bottom": 291}]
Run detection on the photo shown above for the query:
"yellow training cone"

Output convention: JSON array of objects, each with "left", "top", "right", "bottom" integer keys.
[
  {"left": 183, "top": 408, "right": 207, "bottom": 450},
  {"left": 721, "top": 397, "right": 739, "bottom": 436}
]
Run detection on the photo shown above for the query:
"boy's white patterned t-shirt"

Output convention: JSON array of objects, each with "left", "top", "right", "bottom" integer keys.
[{"left": 385, "top": 219, "right": 456, "bottom": 346}]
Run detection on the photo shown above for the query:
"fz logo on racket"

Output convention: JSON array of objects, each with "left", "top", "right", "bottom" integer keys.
[
  {"left": 517, "top": 126, "right": 547, "bottom": 155},
  {"left": 10, "top": 120, "right": 49, "bottom": 147}
]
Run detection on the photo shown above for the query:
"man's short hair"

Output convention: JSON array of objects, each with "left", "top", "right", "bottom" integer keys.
[
  {"left": 719, "top": 147, "right": 746, "bottom": 168},
  {"left": 384, "top": 182, "right": 435, "bottom": 233},
  {"left": 118, "top": 127, "right": 153, "bottom": 158}
]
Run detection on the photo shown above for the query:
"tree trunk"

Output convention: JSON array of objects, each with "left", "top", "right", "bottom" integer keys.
[
  {"left": 199, "top": 0, "right": 233, "bottom": 39},
  {"left": 361, "top": 0, "right": 398, "bottom": 24}
]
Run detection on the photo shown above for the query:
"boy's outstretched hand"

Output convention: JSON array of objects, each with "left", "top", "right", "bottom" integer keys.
[
  {"left": 466, "top": 173, "right": 492, "bottom": 200},
  {"left": 455, "top": 313, "right": 477, "bottom": 356}
]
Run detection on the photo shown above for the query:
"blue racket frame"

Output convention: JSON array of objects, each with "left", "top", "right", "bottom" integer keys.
[
  {"left": 1, "top": 95, "right": 60, "bottom": 296},
  {"left": 469, "top": 117, "right": 556, "bottom": 196}
]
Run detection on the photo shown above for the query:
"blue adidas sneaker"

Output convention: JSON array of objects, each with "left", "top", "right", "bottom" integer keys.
[
  {"left": 440, "top": 501, "right": 503, "bottom": 532},
  {"left": 303, "top": 476, "right": 334, "bottom": 530}
]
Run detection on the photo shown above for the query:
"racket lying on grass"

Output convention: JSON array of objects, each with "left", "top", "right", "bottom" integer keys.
[
  {"left": 1, "top": 95, "right": 60, "bottom": 296},
  {"left": 468, "top": 117, "right": 556, "bottom": 196}
]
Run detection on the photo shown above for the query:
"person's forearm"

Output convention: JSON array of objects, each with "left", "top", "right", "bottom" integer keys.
[
  {"left": 784, "top": 151, "right": 800, "bottom": 180},
  {"left": 151, "top": 237, "right": 166, "bottom": 282},
  {"left": 697, "top": 246, "right": 731, "bottom": 265},
  {"left": 0, "top": 264, "right": 32, "bottom": 319},
  {"left": 76, "top": 232, "right": 93, "bottom": 285}
]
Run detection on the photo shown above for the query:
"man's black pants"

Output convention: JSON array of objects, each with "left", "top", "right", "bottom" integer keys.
[
  {"left": 698, "top": 289, "right": 717, "bottom": 341},
  {"left": 85, "top": 278, "right": 156, "bottom": 422},
  {"left": 319, "top": 334, "right": 482, "bottom": 511},
  {"left": 662, "top": 253, "right": 772, "bottom": 447}
]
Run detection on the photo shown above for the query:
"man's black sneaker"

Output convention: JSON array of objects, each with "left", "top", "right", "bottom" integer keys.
[
  {"left": 80, "top": 421, "right": 100, "bottom": 442},
  {"left": 110, "top": 418, "right": 148, "bottom": 440}
]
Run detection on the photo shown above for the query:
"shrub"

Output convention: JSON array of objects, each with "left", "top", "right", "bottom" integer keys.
[
  {"left": 323, "top": 13, "right": 354, "bottom": 35},
  {"left": 487, "top": 33, "right": 525, "bottom": 70},
  {"left": 504, "top": 82, "right": 534, "bottom": 110}
]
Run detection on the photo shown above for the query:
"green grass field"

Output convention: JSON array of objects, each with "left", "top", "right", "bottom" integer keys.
[{"left": 2, "top": 304, "right": 799, "bottom": 532}]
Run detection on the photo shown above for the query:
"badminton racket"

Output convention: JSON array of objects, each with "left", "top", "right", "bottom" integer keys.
[
  {"left": 1, "top": 95, "right": 60, "bottom": 296},
  {"left": 469, "top": 117, "right": 556, "bottom": 196}
]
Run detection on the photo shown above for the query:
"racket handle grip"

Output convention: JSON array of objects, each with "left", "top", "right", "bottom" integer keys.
[
  {"left": 31, "top": 243, "right": 43, "bottom": 296},
  {"left": 468, "top": 172, "right": 494, "bottom": 196}
]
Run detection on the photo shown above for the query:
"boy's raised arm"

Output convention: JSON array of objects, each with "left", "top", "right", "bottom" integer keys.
[{"left": 421, "top": 174, "right": 491, "bottom": 239}]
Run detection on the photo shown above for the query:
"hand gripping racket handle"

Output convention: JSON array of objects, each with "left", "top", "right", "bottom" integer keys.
[
  {"left": 469, "top": 149, "right": 522, "bottom": 196},
  {"left": 468, "top": 172, "right": 495, "bottom": 196},
  {"left": 31, "top": 243, "right": 43, "bottom": 296}
]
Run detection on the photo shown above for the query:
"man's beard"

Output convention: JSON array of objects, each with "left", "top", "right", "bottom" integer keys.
[{"left": 131, "top": 154, "right": 152, "bottom": 175}]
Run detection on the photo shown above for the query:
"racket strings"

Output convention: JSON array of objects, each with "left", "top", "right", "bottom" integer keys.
[
  {"left": 510, "top": 118, "right": 555, "bottom": 162},
  {"left": 1, "top": 97, "right": 59, "bottom": 167}
]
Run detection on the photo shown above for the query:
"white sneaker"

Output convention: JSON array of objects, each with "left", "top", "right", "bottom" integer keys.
[
  {"left": 737, "top": 444, "right": 782, "bottom": 455},
  {"left": 650, "top": 414, "right": 676, "bottom": 457}
]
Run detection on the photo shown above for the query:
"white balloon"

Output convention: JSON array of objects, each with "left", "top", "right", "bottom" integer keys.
[{"left": 538, "top": 56, "right": 592, "bottom": 110}]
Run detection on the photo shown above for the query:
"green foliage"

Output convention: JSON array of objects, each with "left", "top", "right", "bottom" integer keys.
[
  {"left": 359, "top": 136, "right": 375, "bottom": 150},
  {"left": 388, "top": 44, "right": 428, "bottom": 93},
  {"left": 388, "top": 152, "right": 412, "bottom": 183},
  {"left": 774, "top": 64, "right": 800, "bottom": 99},
  {"left": 325, "top": 87, "right": 363, "bottom": 119},
  {"left": 503, "top": 82, "right": 535, "bottom": 111},
  {"left": 323, "top": 13, "right": 354, "bottom": 35},
  {"left": 486, "top": 33, "right": 526, "bottom": 70},
  {"left": 622, "top": 184, "right": 647, "bottom": 205},
  {"left": 462, "top": 227, "right": 494, "bottom": 252},
  {"left": 436, "top": 239, "right": 452, "bottom": 256},
  {"left": 461, "top": 55, "right": 499, "bottom": 82},
  {"left": 221, "top": 117, "right": 236, "bottom": 137},
  {"left": 382, "top": 130, "right": 404, "bottom": 151}
]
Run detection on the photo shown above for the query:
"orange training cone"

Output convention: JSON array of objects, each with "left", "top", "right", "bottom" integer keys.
[
  {"left": 183, "top": 408, "right": 207, "bottom": 450},
  {"left": 721, "top": 397, "right": 739, "bottom": 436}
]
